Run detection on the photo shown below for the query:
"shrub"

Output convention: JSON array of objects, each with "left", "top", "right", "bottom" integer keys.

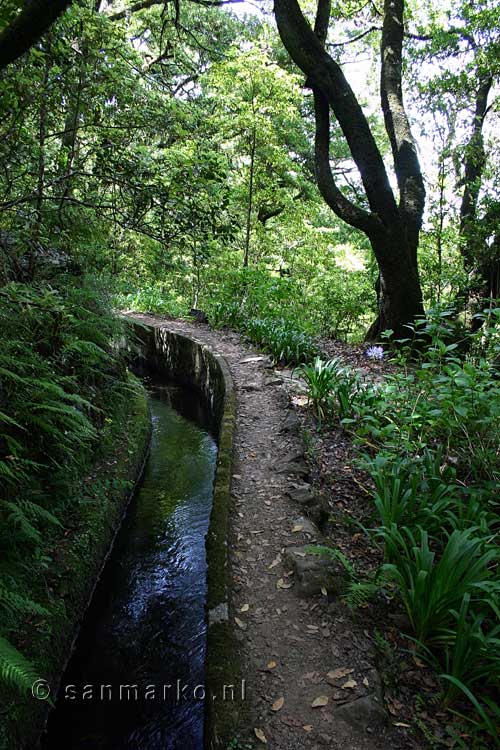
[
  {"left": 380, "top": 526, "right": 499, "bottom": 645},
  {"left": 362, "top": 449, "right": 461, "bottom": 541},
  {"left": 242, "top": 317, "right": 318, "bottom": 365},
  {"left": 294, "top": 357, "right": 339, "bottom": 423}
]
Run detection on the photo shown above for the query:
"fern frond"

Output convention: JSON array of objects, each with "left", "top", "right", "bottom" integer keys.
[
  {"left": 344, "top": 581, "right": 380, "bottom": 610},
  {"left": 18, "top": 499, "right": 62, "bottom": 528},
  {"left": 0, "top": 501, "right": 41, "bottom": 545},
  {"left": 0, "top": 588, "right": 49, "bottom": 618},
  {"left": 0, "top": 636, "right": 40, "bottom": 695},
  {"left": 0, "top": 411, "right": 24, "bottom": 430},
  {"left": 305, "top": 544, "right": 356, "bottom": 578}
]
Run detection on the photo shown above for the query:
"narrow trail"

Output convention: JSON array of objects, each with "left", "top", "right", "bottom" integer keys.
[{"left": 131, "top": 315, "right": 414, "bottom": 750}]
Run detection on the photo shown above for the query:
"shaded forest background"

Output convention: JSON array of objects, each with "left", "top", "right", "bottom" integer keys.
[{"left": 1, "top": 0, "right": 498, "bottom": 341}]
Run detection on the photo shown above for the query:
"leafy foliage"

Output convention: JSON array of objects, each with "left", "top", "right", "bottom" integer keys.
[
  {"left": 243, "top": 317, "right": 318, "bottom": 365},
  {"left": 294, "top": 357, "right": 339, "bottom": 423}
]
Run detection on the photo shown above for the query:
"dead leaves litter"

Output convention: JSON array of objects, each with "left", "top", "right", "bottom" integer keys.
[{"left": 341, "top": 679, "right": 358, "bottom": 690}]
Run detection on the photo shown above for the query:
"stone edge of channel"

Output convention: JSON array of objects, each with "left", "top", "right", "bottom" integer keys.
[{"left": 127, "top": 317, "right": 243, "bottom": 750}]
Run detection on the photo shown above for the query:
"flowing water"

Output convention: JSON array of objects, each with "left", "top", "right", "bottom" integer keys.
[{"left": 42, "top": 384, "right": 217, "bottom": 750}]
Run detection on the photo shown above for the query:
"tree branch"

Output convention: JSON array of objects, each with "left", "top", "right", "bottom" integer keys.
[
  {"left": 108, "top": 0, "right": 246, "bottom": 20},
  {"left": 327, "top": 25, "right": 380, "bottom": 48},
  {"left": 309, "top": 0, "right": 380, "bottom": 234},
  {"left": 273, "top": 0, "right": 398, "bottom": 227},
  {"left": 314, "top": 0, "right": 331, "bottom": 44},
  {"left": 380, "top": 0, "right": 424, "bottom": 245},
  {"left": 0, "top": 0, "right": 72, "bottom": 70},
  {"left": 313, "top": 90, "right": 379, "bottom": 233},
  {"left": 107, "top": 0, "right": 164, "bottom": 21}
]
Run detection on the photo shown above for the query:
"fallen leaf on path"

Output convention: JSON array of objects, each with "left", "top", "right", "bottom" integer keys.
[
  {"left": 277, "top": 578, "right": 293, "bottom": 589},
  {"left": 267, "top": 660, "right": 277, "bottom": 670},
  {"left": 234, "top": 617, "right": 247, "bottom": 630},
  {"left": 303, "top": 725, "right": 313, "bottom": 732},
  {"left": 311, "top": 695, "right": 329, "bottom": 708},
  {"left": 240, "top": 604, "right": 250, "bottom": 612},
  {"left": 327, "top": 667, "right": 353, "bottom": 681},
  {"left": 321, "top": 586, "right": 328, "bottom": 596},
  {"left": 292, "top": 525, "right": 304, "bottom": 533},
  {"left": 342, "top": 679, "right": 357, "bottom": 689},
  {"left": 387, "top": 697, "right": 404, "bottom": 715},
  {"left": 271, "top": 697, "right": 284, "bottom": 712},
  {"left": 254, "top": 728, "right": 267, "bottom": 744}
]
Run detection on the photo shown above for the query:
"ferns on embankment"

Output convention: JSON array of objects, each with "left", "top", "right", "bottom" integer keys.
[{"left": 0, "top": 276, "right": 136, "bottom": 698}]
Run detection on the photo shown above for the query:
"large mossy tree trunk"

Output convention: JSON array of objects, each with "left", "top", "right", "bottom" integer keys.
[{"left": 274, "top": 0, "right": 426, "bottom": 340}]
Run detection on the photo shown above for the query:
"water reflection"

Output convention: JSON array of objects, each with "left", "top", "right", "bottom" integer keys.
[{"left": 43, "top": 386, "right": 217, "bottom": 750}]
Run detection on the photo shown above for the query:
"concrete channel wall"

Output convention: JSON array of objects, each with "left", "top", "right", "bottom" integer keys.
[{"left": 130, "top": 320, "right": 241, "bottom": 750}]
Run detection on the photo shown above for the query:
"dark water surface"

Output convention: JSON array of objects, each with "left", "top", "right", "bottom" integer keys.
[{"left": 42, "top": 385, "right": 217, "bottom": 750}]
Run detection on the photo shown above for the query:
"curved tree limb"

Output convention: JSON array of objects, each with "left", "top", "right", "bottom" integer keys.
[
  {"left": 313, "top": 86, "right": 380, "bottom": 234},
  {"left": 311, "top": 0, "right": 381, "bottom": 234},
  {"left": 0, "top": 0, "right": 72, "bottom": 71},
  {"left": 273, "top": 0, "right": 399, "bottom": 231},
  {"left": 380, "top": 0, "right": 425, "bottom": 250}
]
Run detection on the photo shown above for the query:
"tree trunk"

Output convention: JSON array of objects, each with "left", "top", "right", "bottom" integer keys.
[
  {"left": 33, "top": 49, "right": 51, "bottom": 245},
  {"left": 273, "top": 0, "right": 426, "bottom": 341},
  {"left": 57, "top": 26, "right": 86, "bottom": 223},
  {"left": 459, "top": 76, "right": 492, "bottom": 269},
  {"left": 366, "top": 229, "right": 425, "bottom": 339},
  {"left": 457, "top": 76, "right": 493, "bottom": 322}
]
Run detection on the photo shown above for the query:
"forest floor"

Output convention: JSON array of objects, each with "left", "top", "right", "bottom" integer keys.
[{"left": 131, "top": 314, "right": 437, "bottom": 750}]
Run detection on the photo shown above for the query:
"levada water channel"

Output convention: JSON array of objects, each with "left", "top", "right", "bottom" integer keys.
[{"left": 42, "top": 378, "right": 218, "bottom": 749}]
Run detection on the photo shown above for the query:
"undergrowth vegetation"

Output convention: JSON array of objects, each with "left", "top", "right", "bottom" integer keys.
[
  {"left": 207, "top": 292, "right": 319, "bottom": 365},
  {"left": 0, "top": 276, "right": 136, "bottom": 697},
  {"left": 117, "top": 266, "right": 364, "bottom": 365},
  {"left": 299, "top": 308, "right": 500, "bottom": 746}
]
